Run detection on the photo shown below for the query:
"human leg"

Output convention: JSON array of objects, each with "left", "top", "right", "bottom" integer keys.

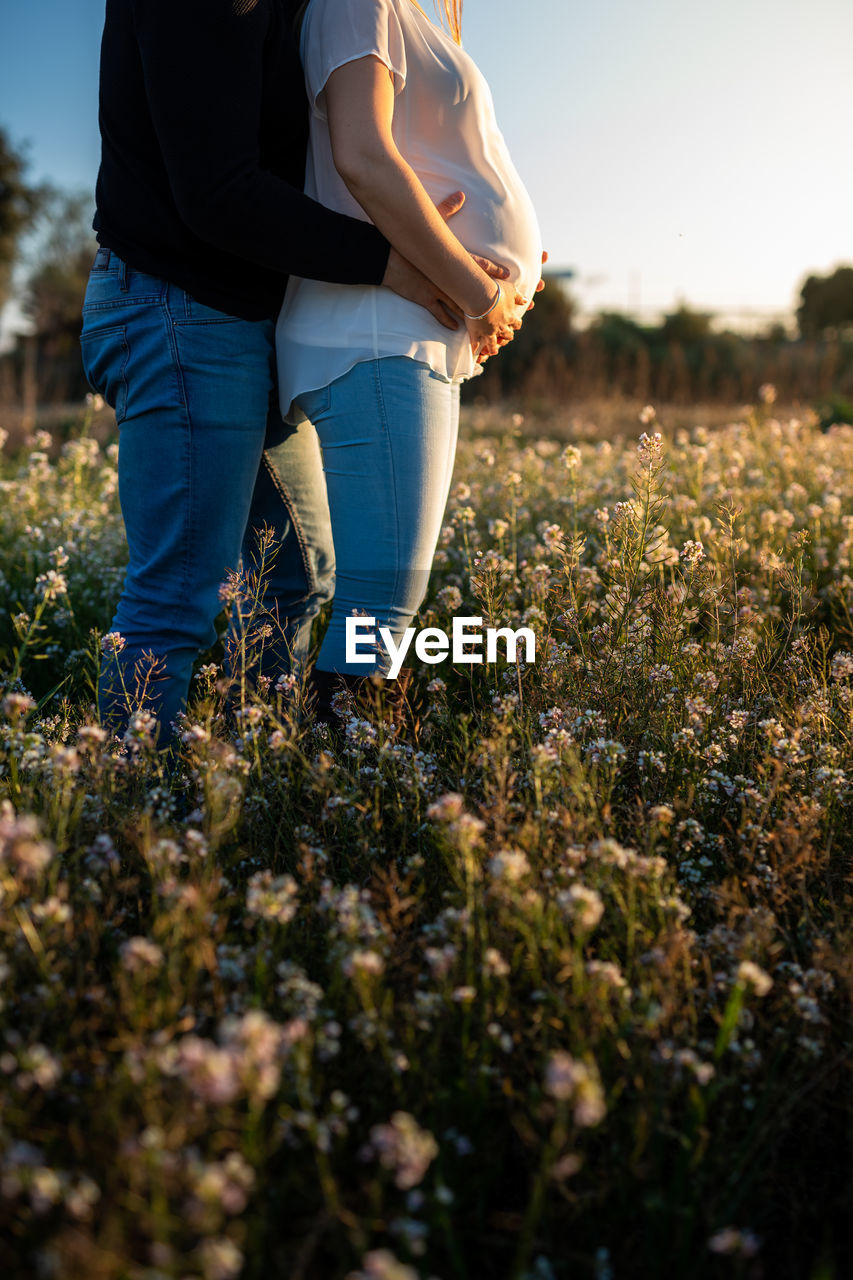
[
  {"left": 81, "top": 251, "right": 279, "bottom": 738},
  {"left": 296, "top": 357, "right": 458, "bottom": 677},
  {"left": 235, "top": 412, "right": 335, "bottom": 691}
]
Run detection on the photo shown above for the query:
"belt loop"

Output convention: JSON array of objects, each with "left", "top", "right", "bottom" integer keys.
[{"left": 118, "top": 256, "right": 128, "bottom": 291}]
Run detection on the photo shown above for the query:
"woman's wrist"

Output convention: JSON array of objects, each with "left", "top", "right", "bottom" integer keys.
[
  {"left": 459, "top": 268, "right": 501, "bottom": 320},
  {"left": 463, "top": 280, "right": 502, "bottom": 320}
]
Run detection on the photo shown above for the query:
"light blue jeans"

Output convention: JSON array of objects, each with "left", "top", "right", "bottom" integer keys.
[
  {"left": 80, "top": 248, "right": 335, "bottom": 737},
  {"left": 296, "top": 357, "right": 460, "bottom": 675}
]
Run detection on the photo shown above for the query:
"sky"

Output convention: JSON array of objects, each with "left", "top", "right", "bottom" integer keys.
[{"left": 1, "top": 0, "right": 851, "bottom": 327}]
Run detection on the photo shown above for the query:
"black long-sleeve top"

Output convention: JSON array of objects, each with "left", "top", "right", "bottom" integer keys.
[{"left": 94, "top": 0, "right": 391, "bottom": 319}]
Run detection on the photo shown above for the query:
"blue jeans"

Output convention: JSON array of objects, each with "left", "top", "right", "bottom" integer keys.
[
  {"left": 80, "top": 249, "right": 335, "bottom": 737},
  {"left": 296, "top": 357, "right": 460, "bottom": 676}
]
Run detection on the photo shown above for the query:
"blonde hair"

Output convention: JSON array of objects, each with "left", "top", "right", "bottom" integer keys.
[{"left": 436, "top": 1, "right": 463, "bottom": 43}]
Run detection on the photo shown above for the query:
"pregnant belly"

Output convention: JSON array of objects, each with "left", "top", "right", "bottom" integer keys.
[{"left": 420, "top": 163, "right": 542, "bottom": 301}]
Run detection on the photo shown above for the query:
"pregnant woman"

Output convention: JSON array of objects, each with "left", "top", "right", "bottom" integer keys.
[{"left": 276, "top": 0, "right": 543, "bottom": 718}]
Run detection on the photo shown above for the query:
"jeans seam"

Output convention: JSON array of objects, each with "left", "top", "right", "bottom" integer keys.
[
  {"left": 260, "top": 452, "right": 316, "bottom": 597},
  {"left": 172, "top": 317, "right": 244, "bottom": 326},
  {"left": 115, "top": 330, "right": 130, "bottom": 423},
  {"left": 83, "top": 296, "right": 162, "bottom": 311},
  {"left": 373, "top": 359, "right": 402, "bottom": 632},
  {"left": 162, "top": 287, "right": 195, "bottom": 602}
]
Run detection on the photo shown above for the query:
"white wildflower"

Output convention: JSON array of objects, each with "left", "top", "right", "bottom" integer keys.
[
  {"left": 544, "top": 1052, "right": 607, "bottom": 1127},
  {"left": 737, "top": 961, "right": 772, "bottom": 997}
]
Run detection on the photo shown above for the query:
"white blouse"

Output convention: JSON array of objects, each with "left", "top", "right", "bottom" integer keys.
[{"left": 275, "top": 0, "right": 542, "bottom": 420}]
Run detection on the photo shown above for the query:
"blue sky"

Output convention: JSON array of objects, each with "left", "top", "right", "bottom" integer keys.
[{"left": 1, "top": 0, "right": 851, "bottom": 324}]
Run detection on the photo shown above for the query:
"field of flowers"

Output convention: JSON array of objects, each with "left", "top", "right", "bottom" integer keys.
[{"left": 0, "top": 393, "right": 851, "bottom": 1280}]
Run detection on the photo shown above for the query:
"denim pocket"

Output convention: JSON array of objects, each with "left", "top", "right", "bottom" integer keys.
[
  {"left": 174, "top": 295, "right": 242, "bottom": 324},
  {"left": 80, "top": 325, "right": 129, "bottom": 422}
]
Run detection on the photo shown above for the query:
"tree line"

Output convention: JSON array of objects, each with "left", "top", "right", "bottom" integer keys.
[{"left": 468, "top": 288, "right": 853, "bottom": 426}]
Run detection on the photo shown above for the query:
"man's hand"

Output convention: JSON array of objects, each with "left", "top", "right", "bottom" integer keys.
[
  {"left": 381, "top": 249, "right": 462, "bottom": 329},
  {"left": 381, "top": 189, "right": 513, "bottom": 330}
]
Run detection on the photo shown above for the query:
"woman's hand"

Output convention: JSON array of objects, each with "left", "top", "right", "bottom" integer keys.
[
  {"left": 476, "top": 253, "right": 548, "bottom": 363},
  {"left": 381, "top": 192, "right": 513, "bottom": 331},
  {"left": 524, "top": 250, "right": 548, "bottom": 310},
  {"left": 465, "top": 282, "right": 527, "bottom": 360}
]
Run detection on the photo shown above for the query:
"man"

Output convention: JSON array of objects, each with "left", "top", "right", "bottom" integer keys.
[{"left": 81, "top": 0, "right": 521, "bottom": 741}]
